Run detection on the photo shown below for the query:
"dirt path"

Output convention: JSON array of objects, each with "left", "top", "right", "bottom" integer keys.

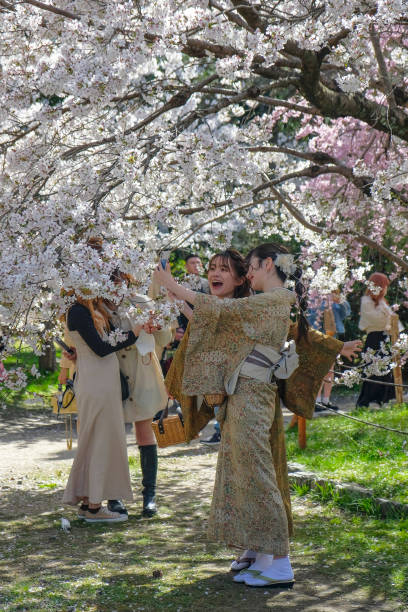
[
  {"left": 0, "top": 395, "right": 358, "bottom": 478},
  {"left": 0, "top": 399, "right": 404, "bottom": 611}
]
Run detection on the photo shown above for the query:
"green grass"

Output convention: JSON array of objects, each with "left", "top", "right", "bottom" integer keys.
[
  {"left": 1, "top": 453, "right": 407, "bottom": 611},
  {"left": 291, "top": 502, "right": 408, "bottom": 606},
  {"left": 287, "top": 404, "right": 408, "bottom": 504},
  {"left": 2, "top": 345, "right": 61, "bottom": 407},
  {"left": 292, "top": 480, "right": 406, "bottom": 519}
]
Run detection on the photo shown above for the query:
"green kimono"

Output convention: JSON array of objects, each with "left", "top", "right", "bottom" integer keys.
[
  {"left": 173, "top": 290, "right": 296, "bottom": 554},
  {"left": 166, "top": 297, "right": 343, "bottom": 543}
]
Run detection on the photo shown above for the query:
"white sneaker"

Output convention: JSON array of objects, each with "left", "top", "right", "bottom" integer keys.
[{"left": 83, "top": 506, "right": 128, "bottom": 523}]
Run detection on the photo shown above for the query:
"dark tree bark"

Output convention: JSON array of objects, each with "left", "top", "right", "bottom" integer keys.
[{"left": 39, "top": 343, "right": 57, "bottom": 372}]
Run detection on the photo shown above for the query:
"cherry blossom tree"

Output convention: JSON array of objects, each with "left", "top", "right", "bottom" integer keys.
[{"left": 0, "top": 0, "right": 407, "bottom": 386}]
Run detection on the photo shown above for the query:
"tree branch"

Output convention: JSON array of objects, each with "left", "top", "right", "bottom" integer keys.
[
  {"left": 23, "top": 0, "right": 80, "bottom": 19},
  {"left": 140, "top": 83, "right": 271, "bottom": 171},
  {"left": 318, "top": 28, "right": 351, "bottom": 61},
  {"left": 61, "top": 75, "right": 218, "bottom": 160},
  {"left": 257, "top": 95, "right": 321, "bottom": 115},
  {"left": 230, "top": 0, "right": 265, "bottom": 31},
  {"left": 246, "top": 145, "right": 337, "bottom": 164},
  {"left": 182, "top": 38, "right": 242, "bottom": 59},
  {"left": 369, "top": 24, "right": 397, "bottom": 109},
  {"left": 0, "top": 0, "right": 14, "bottom": 11},
  {"left": 182, "top": 29, "right": 408, "bottom": 141},
  {"left": 268, "top": 185, "right": 408, "bottom": 271},
  {"left": 299, "top": 50, "right": 408, "bottom": 142},
  {"left": 209, "top": 0, "right": 255, "bottom": 33}
]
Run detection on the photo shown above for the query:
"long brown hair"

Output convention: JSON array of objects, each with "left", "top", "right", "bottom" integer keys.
[
  {"left": 208, "top": 249, "right": 251, "bottom": 298},
  {"left": 365, "top": 272, "right": 389, "bottom": 306},
  {"left": 64, "top": 292, "right": 110, "bottom": 335},
  {"left": 63, "top": 236, "right": 110, "bottom": 334},
  {"left": 246, "top": 242, "right": 309, "bottom": 341}
]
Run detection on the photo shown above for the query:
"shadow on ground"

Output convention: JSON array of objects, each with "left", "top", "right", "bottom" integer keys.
[
  {"left": 0, "top": 408, "right": 405, "bottom": 612},
  {"left": 0, "top": 470, "right": 405, "bottom": 611}
]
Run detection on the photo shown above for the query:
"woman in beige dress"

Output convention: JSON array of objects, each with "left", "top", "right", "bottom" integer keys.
[{"left": 62, "top": 295, "right": 140, "bottom": 523}]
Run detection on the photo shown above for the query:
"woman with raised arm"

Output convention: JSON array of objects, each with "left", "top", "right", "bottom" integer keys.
[
  {"left": 155, "top": 243, "right": 304, "bottom": 588},
  {"left": 62, "top": 293, "right": 141, "bottom": 523},
  {"left": 165, "top": 246, "right": 363, "bottom": 587}
]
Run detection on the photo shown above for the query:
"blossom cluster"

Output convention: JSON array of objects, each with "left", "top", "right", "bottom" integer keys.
[{"left": 0, "top": 0, "right": 407, "bottom": 385}]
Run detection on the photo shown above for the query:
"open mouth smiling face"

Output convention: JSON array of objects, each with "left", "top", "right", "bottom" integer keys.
[
  {"left": 207, "top": 256, "right": 241, "bottom": 298},
  {"left": 210, "top": 280, "right": 224, "bottom": 290}
]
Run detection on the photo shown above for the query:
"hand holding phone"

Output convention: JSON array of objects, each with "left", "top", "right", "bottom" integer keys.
[{"left": 55, "top": 336, "right": 75, "bottom": 355}]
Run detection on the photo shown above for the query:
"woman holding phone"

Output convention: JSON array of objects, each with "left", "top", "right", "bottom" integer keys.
[
  {"left": 160, "top": 244, "right": 362, "bottom": 588},
  {"left": 62, "top": 292, "right": 141, "bottom": 523},
  {"left": 155, "top": 243, "right": 300, "bottom": 587}
]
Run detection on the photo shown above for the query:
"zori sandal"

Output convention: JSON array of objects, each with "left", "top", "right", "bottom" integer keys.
[
  {"left": 245, "top": 573, "right": 295, "bottom": 588},
  {"left": 233, "top": 568, "right": 261, "bottom": 583},
  {"left": 230, "top": 556, "right": 255, "bottom": 571}
]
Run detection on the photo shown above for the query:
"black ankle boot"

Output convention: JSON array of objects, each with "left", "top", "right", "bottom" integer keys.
[{"left": 139, "top": 444, "right": 158, "bottom": 517}]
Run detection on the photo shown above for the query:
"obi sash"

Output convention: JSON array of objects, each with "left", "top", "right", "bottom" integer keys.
[{"left": 225, "top": 341, "right": 299, "bottom": 395}]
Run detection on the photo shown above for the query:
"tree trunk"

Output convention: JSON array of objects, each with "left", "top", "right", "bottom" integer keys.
[{"left": 39, "top": 342, "right": 57, "bottom": 372}]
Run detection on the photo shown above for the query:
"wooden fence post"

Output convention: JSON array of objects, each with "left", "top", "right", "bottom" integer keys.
[
  {"left": 298, "top": 416, "right": 307, "bottom": 449},
  {"left": 390, "top": 314, "right": 403, "bottom": 405},
  {"left": 287, "top": 414, "right": 307, "bottom": 448}
]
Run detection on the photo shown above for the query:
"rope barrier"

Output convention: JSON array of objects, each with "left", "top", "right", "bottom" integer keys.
[
  {"left": 321, "top": 405, "right": 408, "bottom": 436},
  {"left": 329, "top": 368, "right": 408, "bottom": 389}
]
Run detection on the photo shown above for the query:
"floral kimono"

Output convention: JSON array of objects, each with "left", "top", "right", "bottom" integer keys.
[
  {"left": 166, "top": 299, "right": 343, "bottom": 545},
  {"left": 179, "top": 290, "right": 296, "bottom": 555}
]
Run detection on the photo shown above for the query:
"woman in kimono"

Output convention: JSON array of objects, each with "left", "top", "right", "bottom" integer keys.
[
  {"left": 164, "top": 247, "right": 362, "bottom": 586},
  {"left": 155, "top": 243, "right": 307, "bottom": 587}
]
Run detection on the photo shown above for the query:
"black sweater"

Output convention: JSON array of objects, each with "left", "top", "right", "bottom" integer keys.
[{"left": 67, "top": 303, "right": 136, "bottom": 357}]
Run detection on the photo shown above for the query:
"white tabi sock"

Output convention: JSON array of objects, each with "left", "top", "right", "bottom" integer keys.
[
  {"left": 232, "top": 552, "right": 273, "bottom": 583},
  {"left": 322, "top": 396, "right": 330, "bottom": 404},
  {"left": 245, "top": 556, "right": 294, "bottom": 586},
  {"left": 250, "top": 553, "right": 274, "bottom": 571},
  {"left": 316, "top": 395, "right": 322, "bottom": 403}
]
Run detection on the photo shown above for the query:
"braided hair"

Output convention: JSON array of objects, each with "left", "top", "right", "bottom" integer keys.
[{"left": 246, "top": 243, "right": 309, "bottom": 341}]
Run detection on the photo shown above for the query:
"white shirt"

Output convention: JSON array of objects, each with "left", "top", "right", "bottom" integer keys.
[{"left": 358, "top": 296, "right": 394, "bottom": 333}]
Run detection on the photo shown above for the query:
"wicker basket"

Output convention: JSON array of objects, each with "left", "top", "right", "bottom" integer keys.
[
  {"left": 151, "top": 408, "right": 186, "bottom": 448},
  {"left": 203, "top": 393, "right": 226, "bottom": 408}
]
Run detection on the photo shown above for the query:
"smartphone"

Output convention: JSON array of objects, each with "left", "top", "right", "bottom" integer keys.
[
  {"left": 160, "top": 258, "right": 168, "bottom": 270},
  {"left": 55, "top": 336, "right": 75, "bottom": 354}
]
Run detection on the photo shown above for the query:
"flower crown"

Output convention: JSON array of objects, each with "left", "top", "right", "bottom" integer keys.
[{"left": 274, "top": 253, "right": 297, "bottom": 277}]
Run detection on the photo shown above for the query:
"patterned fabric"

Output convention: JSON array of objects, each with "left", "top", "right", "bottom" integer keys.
[
  {"left": 279, "top": 326, "right": 343, "bottom": 419},
  {"left": 172, "top": 290, "right": 295, "bottom": 551},
  {"left": 166, "top": 318, "right": 344, "bottom": 541},
  {"left": 167, "top": 322, "right": 343, "bottom": 436},
  {"left": 165, "top": 324, "right": 214, "bottom": 439},
  {"left": 183, "top": 290, "right": 295, "bottom": 396},
  {"left": 208, "top": 377, "right": 289, "bottom": 555}
]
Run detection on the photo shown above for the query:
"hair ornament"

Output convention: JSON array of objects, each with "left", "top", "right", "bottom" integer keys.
[{"left": 274, "top": 253, "right": 297, "bottom": 276}]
